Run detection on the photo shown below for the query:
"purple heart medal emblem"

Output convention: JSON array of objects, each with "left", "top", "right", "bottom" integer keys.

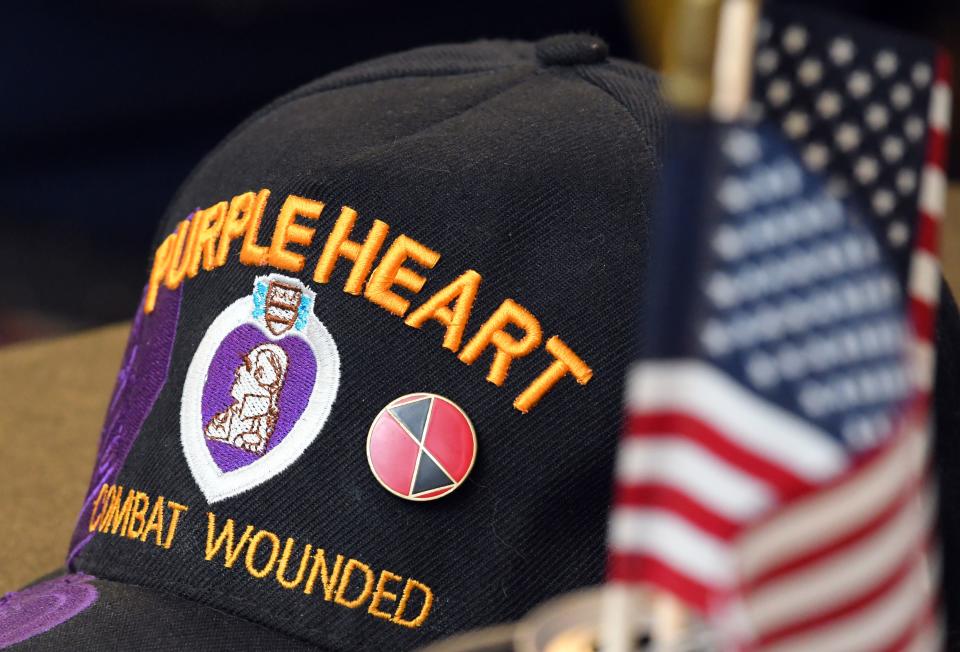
[{"left": 180, "top": 274, "right": 340, "bottom": 502}]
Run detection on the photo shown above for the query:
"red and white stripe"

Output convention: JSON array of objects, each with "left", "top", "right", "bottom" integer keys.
[
  {"left": 608, "top": 55, "right": 951, "bottom": 650},
  {"left": 728, "top": 53, "right": 952, "bottom": 652},
  {"left": 729, "top": 408, "right": 938, "bottom": 651},
  {"left": 908, "top": 53, "right": 952, "bottom": 396},
  {"left": 609, "top": 361, "right": 940, "bottom": 650},
  {"left": 607, "top": 360, "right": 849, "bottom": 612}
]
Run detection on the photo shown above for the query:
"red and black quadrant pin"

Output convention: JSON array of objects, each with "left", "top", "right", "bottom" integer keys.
[{"left": 366, "top": 394, "right": 477, "bottom": 501}]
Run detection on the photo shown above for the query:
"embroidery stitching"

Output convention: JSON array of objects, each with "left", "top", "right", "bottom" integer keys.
[
  {"left": 304, "top": 549, "right": 345, "bottom": 600},
  {"left": 180, "top": 274, "right": 340, "bottom": 502},
  {"left": 313, "top": 206, "right": 390, "bottom": 295},
  {"left": 87, "top": 483, "right": 188, "bottom": 549},
  {"left": 276, "top": 539, "right": 313, "bottom": 589},
  {"left": 164, "top": 216, "right": 199, "bottom": 290},
  {"left": 240, "top": 190, "right": 273, "bottom": 266},
  {"left": 334, "top": 559, "right": 375, "bottom": 608},
  {"left": 148, "top": 192, "right": 593, "bottom": 412},
  {"left": 513, "top": 336, "right": 594, "bottom": 413},
  {"left": 404, "top": 270, "right": 482, "bottom": 351},
  {"left": 146, "top": 234, "right": 176, "bottom": 314},
  {"left": 244, "top": 530, "right": 282, "bottom": 579},
  {"left": 203, "top": 513, "right": 434, "bottom": 627},
  {"left": 189, "top": 201, "right": 228, "bottom": 276},
  {"left": 268, "top": 195, "right": 324, "bottom": 272},
  {"left": 368, "top": 570, "right": 402, "bottom": 620},
  {"left": 458, "top": 298, "right": 543, "bottom": 385},
  {"left": 364, "top": 235, "right": 441, "bottom": 317},
  {"left": 392, "top": 579, "right": 434, "bottom": 629}
]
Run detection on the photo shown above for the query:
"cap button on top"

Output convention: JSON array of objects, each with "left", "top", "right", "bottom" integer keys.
[{"left": 535, "top": 34, "right": 609, "bottom": 66}]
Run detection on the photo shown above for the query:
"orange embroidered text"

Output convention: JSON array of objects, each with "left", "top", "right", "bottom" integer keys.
[
  {"left": 204, "top": 512, "right": 434, "bottom": 629},
  {"left": 145, "top": 191, "right": 593, "bottom": 412}
]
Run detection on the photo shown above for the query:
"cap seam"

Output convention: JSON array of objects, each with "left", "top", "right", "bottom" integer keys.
[
  {"left": 156, "top": 63, "right": 533, "bottom": 251},
  {"left": 572, "top": 65, "right": 662, "bottom": 177},
  {"left": 568, "top": 65, "right": 662, "bottom": 222},
  {"left": 309, "top": 72, "right": 538, "bottom": 172}
]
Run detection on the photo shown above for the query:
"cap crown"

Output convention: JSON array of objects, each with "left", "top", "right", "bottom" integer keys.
[{"left": 69, "top": 36, "right": 664, "bottom": 649}]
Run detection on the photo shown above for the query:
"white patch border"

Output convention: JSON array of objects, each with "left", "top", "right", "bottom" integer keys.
[{"left": 180, "top": 277, "right": 340, "bottom": 503}]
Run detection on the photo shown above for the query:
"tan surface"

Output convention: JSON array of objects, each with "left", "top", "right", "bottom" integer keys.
[
  {"left": 0, "top": 323, "right": 127, "bottom": 592},
  {"left": 0, "top": 189, "right": 958, "bottom": 595},
  {"left": 945, "top": 185, "right": 960, "bottom": 293}
]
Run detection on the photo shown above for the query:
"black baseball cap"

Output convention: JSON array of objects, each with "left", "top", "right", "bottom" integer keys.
[{"left": 0, "top": 34, "right": 667, "bottom": 650}]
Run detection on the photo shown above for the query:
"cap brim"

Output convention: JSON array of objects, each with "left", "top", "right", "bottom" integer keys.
[{"left": 1, "top": 571, "right": 318, "bottom": 651}]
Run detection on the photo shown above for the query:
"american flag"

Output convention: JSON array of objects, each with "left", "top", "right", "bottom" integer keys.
[
  {"left": 750, "top": 3, "right": 951, "bottom": 383},
  {"left": 606, "top": 7, "right": 951, "bottom": 651}
]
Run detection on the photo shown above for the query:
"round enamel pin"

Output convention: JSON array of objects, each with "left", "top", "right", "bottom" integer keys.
[{"left": 367, "top": 394, "right": 477, "bottom": 501}]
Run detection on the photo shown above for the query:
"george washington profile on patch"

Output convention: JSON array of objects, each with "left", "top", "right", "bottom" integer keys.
[
  {"left": 180, "top": 273, "right": 341, "bottom": 502},
  {"left": 204, "top": 343, "right": 289, "bottom": 455}
]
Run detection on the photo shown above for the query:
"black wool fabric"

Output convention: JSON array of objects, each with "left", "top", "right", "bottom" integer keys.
[
  {"left": 23, "top": 34, "right": 960, "bottom": 652},
  {"left": 65, "top": 36, "right": 665, "bottom": 651}
]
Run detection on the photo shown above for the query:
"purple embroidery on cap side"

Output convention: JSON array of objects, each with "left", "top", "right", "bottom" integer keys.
[
  {"left": 67, "top": 284, "right": 182, "bottom": 566},
  {"left": 0, "top": 574, "right": 98, "bottom": 647},
  {"left": 201, "top": 323, "right": 316, "bottom": 472}
]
